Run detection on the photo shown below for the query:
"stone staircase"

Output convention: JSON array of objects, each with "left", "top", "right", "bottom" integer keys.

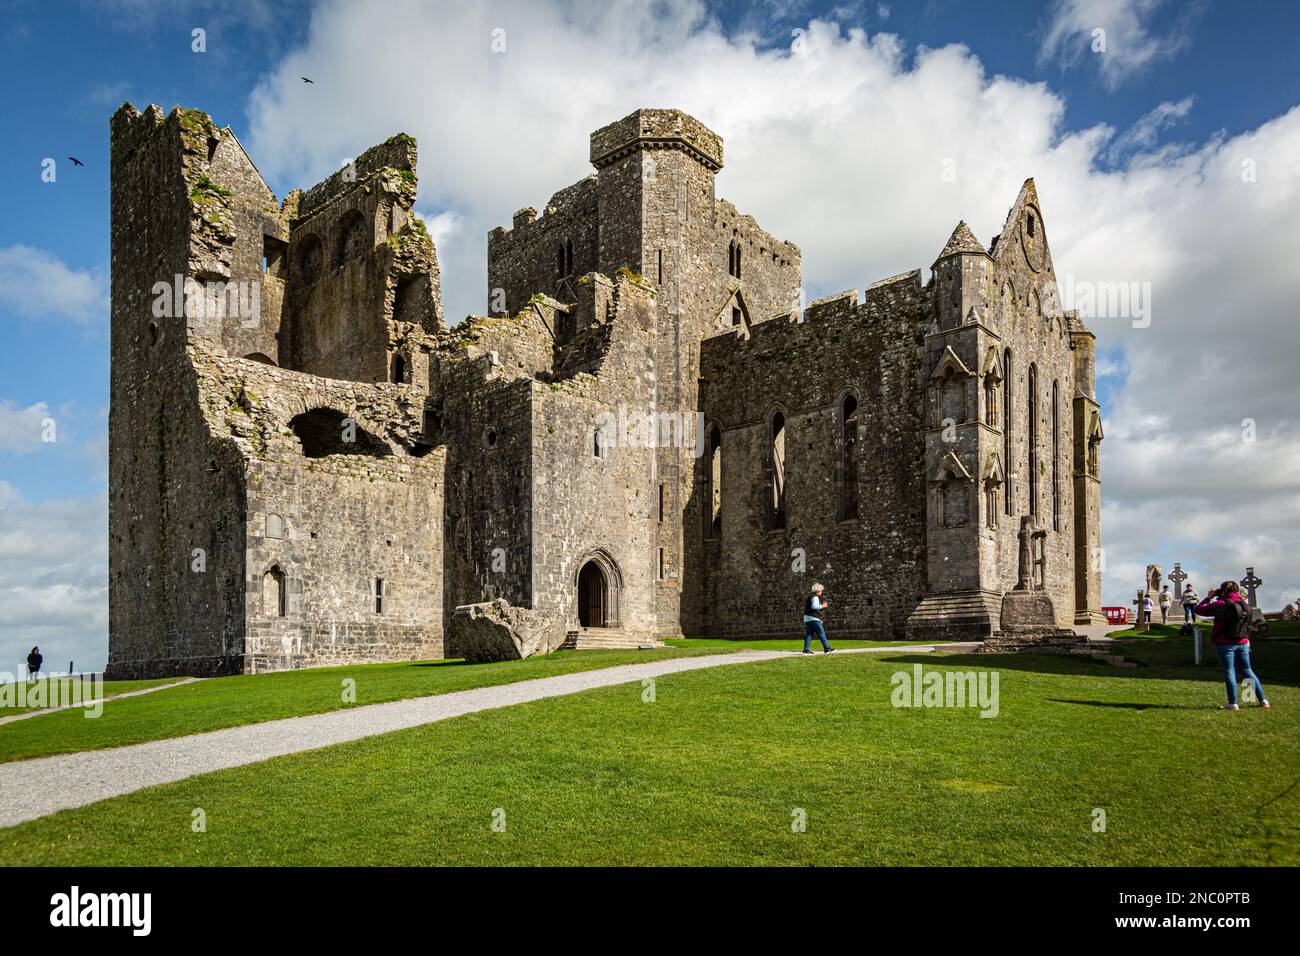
[
  {"left": 904, "top": 591, "right": 1000, "bottom": 641},
  {"left": 560, "top": 628, "right": 664, "bottom": 651}
]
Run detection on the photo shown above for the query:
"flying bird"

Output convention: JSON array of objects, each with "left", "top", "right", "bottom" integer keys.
[
  {"left": 301, "top": 76, "right": 314, "bottom": 84},
  {"left": 68, "top": 156, "right": 84, "bottom": 167}
]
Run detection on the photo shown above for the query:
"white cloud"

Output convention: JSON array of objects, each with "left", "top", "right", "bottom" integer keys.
[
  {"left": 233, "top": 0, "right": 1299, "bottom": 612},
  {"left": 1105, "top": 94, "right": 1195, "bottom": 164},
  {"left": 0, "top": 488, "right": 107, "bottom": 675},
  {"left": 1038, "top": 0, "right": 1201, "bottom": 90},
  {"left": 0, "top": 401, "right": 52, "bottom": 453},
  {"left": 0, "top": 245, "right": 107, "bottom": 326}
]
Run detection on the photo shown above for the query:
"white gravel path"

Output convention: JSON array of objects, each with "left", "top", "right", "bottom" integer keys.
[{"left": 0, "top": 644, "right": 956, "bottom": 829}]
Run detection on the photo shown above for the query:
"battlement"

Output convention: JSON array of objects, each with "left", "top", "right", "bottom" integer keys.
[
  {"left": 298, "top": 133, "right": 418, "bottom": 220},
  {"left": 589, "top": 108, "right": 723, "bottom": 171}
]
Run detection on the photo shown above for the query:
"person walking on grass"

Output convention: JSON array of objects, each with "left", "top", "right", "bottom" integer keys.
[
  {"left": 1196, "top": 581, "right": 1270, "bottom": 711},
  {"left": 802, "top": 583, "right": 835, "bottom": 655},
  {"left": 1159, "top": 585, "right": 1172, "bottom": 624},
  {"left": 1181, "top": 584, "right": 1200, "bottom": 624},
  {"left": 26, "top": 646, "right": 42, "bottom": 681}
]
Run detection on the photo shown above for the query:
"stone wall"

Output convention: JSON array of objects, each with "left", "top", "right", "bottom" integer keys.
[
  {"left": 107, "top": 105, "right": 254, "bottom": 679},
  {"left": 699, "top": 273, "right": 929, "bottom": 639},
  {"left": 108, "top": 102, "right": 1102, "bottom": 677}
]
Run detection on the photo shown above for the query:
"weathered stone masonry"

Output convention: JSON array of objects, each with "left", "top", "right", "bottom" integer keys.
[{"left": 106, "top": 103, "right": 1101, "bottom": 678}]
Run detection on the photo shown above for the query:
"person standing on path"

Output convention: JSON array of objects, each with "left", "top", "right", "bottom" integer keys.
[
  {"left": 1181, "top": 584, "right": 1200, "bottom": 624},
  {"left": 1159, "top": 586, "right": 1172, "bottom": 624},
  {"left": 26, "top": 646, "right": 42, "bottom": 681},
  {"left": 802, "top": 583, "right": 835, "bottom": 655},
  {"left": 1196, "top": 581, "right": 1270, "bottom": 711},
  {"left": 1142, "top": 594, "right": 1155, "bottom": 624}
]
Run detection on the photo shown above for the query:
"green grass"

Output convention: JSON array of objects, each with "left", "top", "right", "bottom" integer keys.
[
  {"left": 0, "top": 677, "right": 183, "bottom": 716},
  {"left": 1111, "top": 620, "right": 1300, "bottom": 640},
  {"left": 3, "top": 638, "right": 1296, "bottom": 866},
  {"left": 0, "top": 648, "right": 717, "bottom": 764},
  {"left": 664, "top": 637, "right": 952, "bottom": 651}
]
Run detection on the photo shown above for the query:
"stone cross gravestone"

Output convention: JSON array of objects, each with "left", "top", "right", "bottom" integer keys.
[
  {"left": 1242, "top": 567, "right": 1262, "bottom": 608},
  {"left": 1168, "top": 563, "right": 1188, "bottom": 595},
  {"left": 1134, "top": 587, "right": 1149, "bottom": 631}
]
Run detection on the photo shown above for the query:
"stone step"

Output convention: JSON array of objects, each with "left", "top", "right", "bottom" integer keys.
[{"left": 560, "top": 630, "right": 663, "bottom": 651}]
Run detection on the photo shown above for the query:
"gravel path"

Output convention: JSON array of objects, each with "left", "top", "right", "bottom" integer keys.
[{"left": 0, "top": 645, "right": 954, "bottom": 829}]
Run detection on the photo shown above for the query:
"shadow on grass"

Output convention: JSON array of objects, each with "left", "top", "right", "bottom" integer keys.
[
  {"left": 1045, "top": 698, "right": 1204, "bottom": 711},
  {"left": 410, "top": 660, "right": 471, "bottom": 668}
]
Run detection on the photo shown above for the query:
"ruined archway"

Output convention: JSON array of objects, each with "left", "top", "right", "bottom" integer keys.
[{"left": 289, "top": 407, "right": 392, "bottom": 458}]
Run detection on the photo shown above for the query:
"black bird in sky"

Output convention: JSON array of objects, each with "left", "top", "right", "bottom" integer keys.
[
  {"left": 301, "top": 76, "right": 314, "bottom": 84},
  {"left": 68, "top": 156, "right": 84, "bottom": 167}
]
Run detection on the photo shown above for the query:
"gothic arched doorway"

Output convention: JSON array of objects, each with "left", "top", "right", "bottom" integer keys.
[{"left": 577, "top": 560, "right": 607, "bottom": 628}]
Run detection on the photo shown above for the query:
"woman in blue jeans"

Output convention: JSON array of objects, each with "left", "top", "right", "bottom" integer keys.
[
  {"left": 802, "top": 583, "right": 835, "bottom": 654},
  {"left": 1195, "top": 581, "right": 1271, "bottom": 711}
]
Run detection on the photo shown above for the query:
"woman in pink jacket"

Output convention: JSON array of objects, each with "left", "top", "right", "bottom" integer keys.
[{"left": 1195, "top": 581, "right": 1270, "bottom": 711}]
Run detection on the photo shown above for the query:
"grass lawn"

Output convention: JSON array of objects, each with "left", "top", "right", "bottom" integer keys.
[
  {"left": 0, "top": 677, "right": 184, "bottom": 716},
  {"left": 0, "top": 647, "right": 719, "bottom": 764},
  {"left": 3, "top": 638, "right": 1296, "bottom": 866},
  {"left": 664, "top": 637, "right": 953, "bottom": 651},
  {"left": 1110, "top": 620, "right": 1300, "bottom": 640}
]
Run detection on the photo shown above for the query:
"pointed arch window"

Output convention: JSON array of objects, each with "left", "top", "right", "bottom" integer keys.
[
  {"left": 1052, "top": 379, "right": 1061, "bottom": 530},
  {"left": 982, "top": 455, "right": 1005, "bottom": 531},
  {"left": 767, "top": 411, "right": 786, "bottom": 530},
  {"left": 263, "top": 565, "right": 286, "bottom": 617},
  {"left": 982, "top": 349, "right": 1002, "bottom": 428},
  {"left": 838, "top": 394, "right": 859, "bottom": 521},
  {"left": 706, "top": 424, "right": 722, "bottom": 539},
  {"left": 1003, "top": 349, "right": 1013, "bottom": 515},
  {"left": 1027, "top": 363, "right": 1039, "bottom": 518}
]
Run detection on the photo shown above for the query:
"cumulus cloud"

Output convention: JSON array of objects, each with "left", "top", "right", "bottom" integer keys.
[
  {"left": 0, "top": 245, "right": 107, "bottom": 326},
  {"left": 233, "top": 0, "right": 1298, "bottom": 612},
  {"left": 0, "top": 401, "right": 53, "bottom": 453},
  {"left": 1038, "top": 0, "right": 1202, "bottom": 91},
  {"left": 0, "top": 486, "right": 108, "bottom": 676}
]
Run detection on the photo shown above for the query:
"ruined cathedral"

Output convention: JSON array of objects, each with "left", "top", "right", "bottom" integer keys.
[{"left": 106, "top": 103, "right": 1103, "bottom": 678}]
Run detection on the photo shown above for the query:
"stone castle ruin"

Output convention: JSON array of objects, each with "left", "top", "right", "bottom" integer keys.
[{"left": 106, "top": 103, "right": 1103, "bottom": 678}]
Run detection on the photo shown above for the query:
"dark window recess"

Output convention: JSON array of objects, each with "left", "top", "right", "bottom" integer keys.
[
  {"left": 262, "top": 235, "right": 287, "bottom": 278},
  {"left": 375, "top": 578, "right": 385, "bottom": 614},
  {"left": 392, "top": 276, "right": 419, "bottom": 325},
  {"left": 290, "top": 408, "right": 391, "bottom": 458}
]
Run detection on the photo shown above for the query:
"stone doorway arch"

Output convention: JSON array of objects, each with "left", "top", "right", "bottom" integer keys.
[{"left": 574, "top": 549, "right": 622, "bottom": 629}]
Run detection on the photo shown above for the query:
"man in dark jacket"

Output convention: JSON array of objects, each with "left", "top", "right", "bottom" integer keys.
[
  {"left": 26, "top": 646, "right": 42, "bottom": 681},
  {"left": 1196, "top": 582, "right": 1270, "bottom": 711}
]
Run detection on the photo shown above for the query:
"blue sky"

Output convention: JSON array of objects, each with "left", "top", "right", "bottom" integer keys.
[{"left": 2, "top": 0, "right": 1298, "bottom": 670}]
